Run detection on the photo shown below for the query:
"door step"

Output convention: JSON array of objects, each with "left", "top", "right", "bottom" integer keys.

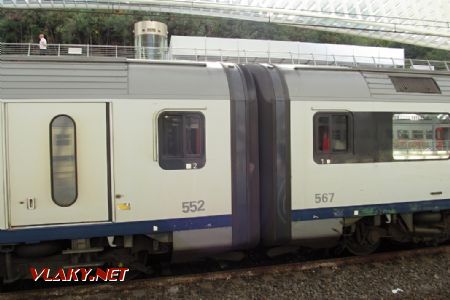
[
  {"left": 63, "top": 262, "right": 104, "bottom": 269},
  {"left": 62, "top": 247, "right": 104, "bottom": 255}
]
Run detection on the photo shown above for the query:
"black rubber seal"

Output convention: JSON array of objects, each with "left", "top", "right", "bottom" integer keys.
[
  {"left": 241, "top": 64, "right": 292, "bottom": 246},
  {"left": 223, "top": 64, "right": 260, "bottom": 249}
]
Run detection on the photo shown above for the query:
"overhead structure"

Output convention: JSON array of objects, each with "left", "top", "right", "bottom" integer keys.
[
  {"left": 134, "top": 21, "right": 168, "bottom": 59},
  {"left": 169, "top": 35, "right": 405, "bottom": 66},
  {"left": 1, "top": 0, "right": 449, "bottom": 50}
]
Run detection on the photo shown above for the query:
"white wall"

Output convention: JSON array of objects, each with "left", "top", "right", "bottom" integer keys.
[{"left": 170, "top": 36, "right": 405, "bottom": 65}]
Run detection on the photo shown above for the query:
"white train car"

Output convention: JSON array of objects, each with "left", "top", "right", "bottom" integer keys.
[
  {"left": 250, "top": 64, "right": 450, "bottom": 253},
  {"left": 0, "top": 57, "right": 259, "bottom": 281},
  {"left": 1, "top": 55, "right": 450, "bottom": 282}
]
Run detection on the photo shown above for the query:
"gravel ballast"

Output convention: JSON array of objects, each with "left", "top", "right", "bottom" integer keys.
[{"left": 2, "top": 250, "right": 450, "bottom": 299}]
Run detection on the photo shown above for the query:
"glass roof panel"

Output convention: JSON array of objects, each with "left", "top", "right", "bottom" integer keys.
[{"left": 1, "top": 0, "right": 449, "bottom": 49}]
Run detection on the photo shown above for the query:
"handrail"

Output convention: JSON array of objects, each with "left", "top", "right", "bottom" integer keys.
[{"left": 1, "top": 42, "right": 449, "bottom": 71}]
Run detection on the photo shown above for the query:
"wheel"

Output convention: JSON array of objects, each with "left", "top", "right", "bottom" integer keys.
[{"left": 345, "top": 220, "right": 380, "bottom": 256}]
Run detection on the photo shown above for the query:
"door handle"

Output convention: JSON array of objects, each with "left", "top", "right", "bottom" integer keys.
[{"left": 26, "top": 197, "right": 36, "bottom": 210}]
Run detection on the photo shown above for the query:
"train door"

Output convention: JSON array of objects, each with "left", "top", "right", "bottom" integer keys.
[{"left": 7, "top": 103, "right": 110, "bottom": 227}]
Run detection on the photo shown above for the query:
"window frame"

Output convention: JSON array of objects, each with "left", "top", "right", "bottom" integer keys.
[
  {"left": 49, "top": 114, "right": 78, "bottom": 207},
  {"left": 313, "top": 112, "right": 354, "bottom": 164},
  {"left": 158, "top": 111, "right": 206, "bottom": 170}
]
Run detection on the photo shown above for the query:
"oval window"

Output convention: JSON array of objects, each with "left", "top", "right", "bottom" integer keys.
[{"left": 50, "top": 115, "right": 78, "bottom": 206}]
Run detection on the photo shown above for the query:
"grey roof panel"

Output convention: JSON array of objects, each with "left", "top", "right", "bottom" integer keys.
[
  {"left": 281, "top": 69, "right": 371, "bottom": 100},
  {"left": 0, "top": 58, "right": 230, "bottom": 100},
  {"left": 363, "top": 72, "right": 450, "bottom": 98},
  {"left": 1, "top": 59, "right": 129, "bottom": 98},
  {"left": 128, "top": 63, "right": 229, "bottom": 99}
]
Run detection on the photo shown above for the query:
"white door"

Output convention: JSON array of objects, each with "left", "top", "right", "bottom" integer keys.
[{"left": 8, "top": 103, "right": 110, "bottom": 227}]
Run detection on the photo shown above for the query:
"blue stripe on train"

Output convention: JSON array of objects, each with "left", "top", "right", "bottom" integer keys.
[
  {"left": 3, "top": 199, "right": 450, "bottom": 244},
  {"left": 0, "top": 214, "right": 232, "bottom": 244},
  {"left": 292, "top": 198, "right": 450, "bottom": 221}
]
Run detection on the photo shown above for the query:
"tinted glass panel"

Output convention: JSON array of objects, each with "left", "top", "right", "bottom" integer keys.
[
  {"left": 316, "top": 114, "right": 349, "bottom": 154},
  {"left": 162, "top": 114, "right": 183, "bottom": 157},
  {"left": 412, "top": 130, "right": 424, "bottom": 140},
  {"left": 331, "top": 115, "right": 348, "bottom": 151},
  {"left": 50, "top": 115, "right": 77, "bottom": 206},
  {"left": 185, "top": 115, "right": 204, "bottom": 156},
  {"left": 397, "top": 130, "right": 409, "bottom": 139},
  {"left": 393, "top": 113, "right": 450, "bottom": 160},
  {"left": 317, "top": 116, "right": 330, "bottom": 152},
  {"left": 158, "top": 112, "right": 205, "bottom": 170}
]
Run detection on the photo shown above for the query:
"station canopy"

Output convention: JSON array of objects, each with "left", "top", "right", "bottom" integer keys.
[{"left": 1, "top": 0, "right": 449, "bottom": 50}]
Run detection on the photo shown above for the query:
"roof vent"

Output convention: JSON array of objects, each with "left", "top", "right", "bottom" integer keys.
[{"left": 390, "top": 76, "right": 441, "bottom": 94}]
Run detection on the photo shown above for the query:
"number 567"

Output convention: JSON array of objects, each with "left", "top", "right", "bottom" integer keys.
[{"left": 314, "top": 193, "right": 334, "bottom": 204}]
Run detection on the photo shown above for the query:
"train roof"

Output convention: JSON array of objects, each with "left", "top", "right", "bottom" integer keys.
[
  {"left": 1, "top": 56, "right": 450, "bottom": 102},
  {"left": 0, "top": 56, "right": 229, "bottom": 100}
]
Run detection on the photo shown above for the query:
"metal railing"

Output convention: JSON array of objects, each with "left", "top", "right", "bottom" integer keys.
[
  {"left": 1, "top": 42, "right": 449, "bottom": 71},
  {"left": 0, "top": 43, "right": 156, "bottom": 59}
]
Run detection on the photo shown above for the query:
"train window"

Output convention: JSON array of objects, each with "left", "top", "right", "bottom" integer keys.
[
  {"left": 158, "top": 112, "right": 205, "bottom": 170},
  {"left": 393, "top": 113, "right": 450, "bottom": 160},
  {"left": 412, "top": 130, "right": 424, "bottom": 140},
  {"left": 315, "top": 113, "right": 350, "bottom": 153},
  {"left": 50, "top": 115, "right": 78, "bottom": 207},
  {"left": 390, "top": 77, "right": 441, "bottom": 94},
  {"left": 314, "top": 113, "right": 354, "bottom": 164},
  {"left": 397, "top": 130, "right": 409, "bottom": 139}
]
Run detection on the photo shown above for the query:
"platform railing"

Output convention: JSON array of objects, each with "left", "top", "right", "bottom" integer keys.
[{"left": 1, "top": 42, "right": 449, "bottom": 71}]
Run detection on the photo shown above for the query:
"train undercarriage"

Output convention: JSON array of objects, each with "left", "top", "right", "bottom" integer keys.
[{"left": 1, "top": 210, "right": 450, "bottom": 284}]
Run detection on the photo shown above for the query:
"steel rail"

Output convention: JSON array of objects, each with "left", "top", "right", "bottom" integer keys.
[{"left": 2, "top": 245, "right": 450, "bottom": 299}]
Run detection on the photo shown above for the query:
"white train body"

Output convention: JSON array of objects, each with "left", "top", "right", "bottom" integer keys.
[{"left": 1, "top": 56, "right": 450, "bottom": 281}]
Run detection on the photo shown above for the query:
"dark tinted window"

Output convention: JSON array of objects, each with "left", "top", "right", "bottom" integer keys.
[
  {"left": 185, "top": 115, "right": 203, "bottom": 156},
  {"left": 158, "top": 112, "right": 205, "bottom": 170},
  {"left": 412, "top": 130, "right": 424, "bottom": 140},
  {"left": 315, "top": 113, "right": 349, "bottom": 153},
  {"left": 397, "top": 130, "right": 409, "bottom": 139},
  {"left": 162, "top": 114, "right": 183, "bottom": 157},
  {"left": 314, "top": 112, "right": 353, "bottom": 164}
]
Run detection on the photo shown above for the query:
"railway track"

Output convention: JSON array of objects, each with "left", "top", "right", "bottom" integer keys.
[{"left": 2, "top": 244, "right": 450, "bottom": 299}]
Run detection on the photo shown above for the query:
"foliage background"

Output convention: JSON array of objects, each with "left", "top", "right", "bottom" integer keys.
[{"left": 1, "top": 9, "right": 448, "bottom": 59}]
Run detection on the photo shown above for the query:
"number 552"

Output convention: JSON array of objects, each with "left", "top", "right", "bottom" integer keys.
[{"left": 182, "top": 200, "right": 205, "bottom": 213}]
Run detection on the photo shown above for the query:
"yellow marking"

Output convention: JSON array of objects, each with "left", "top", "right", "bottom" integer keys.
[{"left": 117, "top": 203, "right": 131, "bottom": 210}]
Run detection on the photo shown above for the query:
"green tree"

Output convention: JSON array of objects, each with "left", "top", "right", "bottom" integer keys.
[{"left": 0, "top": 9, "right": 448, "bottom": 60}]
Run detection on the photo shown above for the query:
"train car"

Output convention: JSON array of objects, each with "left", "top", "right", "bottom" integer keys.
[
  {"left": 242, "top": 63, "right": 450, "bottom": 255},
  {"left": 0, "top": 56, "right": 259, "bottom": 282},
  {"left": 2, "top": 55, "right": 450, "bottom": 282}
]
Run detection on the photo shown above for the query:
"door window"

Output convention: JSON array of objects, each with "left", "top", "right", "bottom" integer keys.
[{"left": 50, "top": 115, "right": 78, "bottom": 206}]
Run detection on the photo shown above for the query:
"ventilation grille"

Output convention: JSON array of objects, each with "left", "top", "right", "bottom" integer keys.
[{"left": 390, "top": 76, "right": 441, "bottom": 94}]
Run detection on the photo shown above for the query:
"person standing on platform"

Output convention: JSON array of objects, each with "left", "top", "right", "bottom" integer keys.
[{"left": 39, "top": 33, "right": 47, "bottom": 55}]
